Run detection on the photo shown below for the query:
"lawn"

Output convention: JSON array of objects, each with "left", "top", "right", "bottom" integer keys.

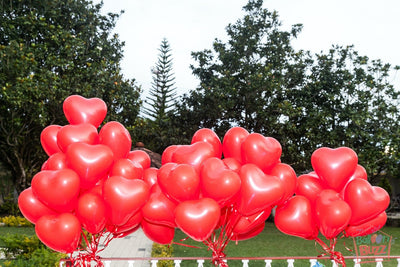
[{"left": 171, "top": 222, "right": 400, "bottom": 267}]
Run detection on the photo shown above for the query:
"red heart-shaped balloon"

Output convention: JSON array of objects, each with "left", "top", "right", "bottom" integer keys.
[
  {"left": 127, "top": 150, "right": 151, "bottom": 169},
  {"left": 233, "top": 207, "right": 271, "bottom": 235},
  {"left": 232, "top": 222, "right": 265, "bottom": 241},
  {"left": 63, "top": 95, "right": 107, "bottom": 128},
  {"left": 222, "top": 127, "right": 249, "bottom": 163},
  {"left": 315, "top": 189, "right": 352, "bottom": 239},
  {"left": 275, "top": 195, "right": 318, "bottom": 240},
  {"left": 200, "top": 157, "right": 241, "bottom": 206},
  {"left": 110, "top": 158, "right": 143, "bottom": 180},
  {"left": 268, "top": 163, "right": 297, "bottom": 205},
  {"left": 99, "top": 121, "right": 131, "bottom": 160},
  {"left": 344, "top": 212, "right": 387, "bottom": 237},
  {"left": 41, "top": 152, "right": 67, "bottom": 171},
  {"left": 18, "top": 187, "right": 58, "bottom": 224},
  {"left": 141, "top": 219, "right": 175, "bottom": 245},
  {"left": 311, "top": 147, "right": 358, "bottom": 192},
  {"left": 31, "top": 169, "right": 80, "bottom": 212},
  {"left": 161, "top": 145, "right": 180, "bottom": 165},
  {"left": 237, "top": 164, "right": 283, "bottom": 216},
  {"left": 35, "top": 213, "right": 81, "bottom": 253},
  {"left": 344, "top": 178, "right": 390, "bottom": 225},
  {"left": 75, "top": 192, "right": 107, "bottom": 234},
  {"left": 222, "top": 157, "right": 241, "bottom": 173},
  {"left": 143, "top": 167, "right": 158, "bottom": 188},
  {"left": 109, "top": 211, "right": 143, "bottom": 236},
  {"left": 57, "top": 123, "right": 99, "bottom": 152},
  {"left": 296, "top": 174, "right": 327, "bottom": 204},
  {"left": 40, "top": 125, "right": 62, "bottom": 156},
  {"left": 158, "top": 164, "right": 200, "bottom": 203},
  {"left": 175, "top": 198, "right": 220, "bottom": 242},
  {"left": 348, "top": 164, "right": 368, "bottom": 182},
  {"left": 191, "top": 128, "right": 222, "bottom": 159},
  {"left": 103, "top": 176, "right": 150, "bottom": 226},
  {"left": 241, "top": 133, "right": 282, "bottom": 172},
  {"left": 142, "top": 184, "right": 177, "bottom": 227},
  {"left": 171, "top": 142, "right": 215, "bottom": 172},
  {"left": 66, "top": 143, "right": 114, "bottom": 189}
]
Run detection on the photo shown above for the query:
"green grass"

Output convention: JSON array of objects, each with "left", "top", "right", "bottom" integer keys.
[
  {"left": 0, "top": 226, "right": 35, "bottom": 246},
  {"left": 171, "top": 222, "right": 400, "bottom": 267}
]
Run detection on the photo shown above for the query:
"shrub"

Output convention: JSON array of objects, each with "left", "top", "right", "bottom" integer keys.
[
  {"left": 0, "top": 195, "right": 21, "bottom": 217},
  {"left": 0, "top": 216, "right": 33, "bottom": 227},
  {"left": 151, "top": 243, "right": 174, "bottom": 267},
  {"left": 1, "top": 247, "right": 66, "bottom": 267}
]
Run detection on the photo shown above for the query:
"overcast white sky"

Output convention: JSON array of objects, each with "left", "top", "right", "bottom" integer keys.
[{"left": 95, "top": 0, "right": 400, "bottom": 98}]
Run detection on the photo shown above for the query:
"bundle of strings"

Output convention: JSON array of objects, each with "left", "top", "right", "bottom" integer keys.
[{"left": 315, "top": 237, "right": 346, "bottom": 267}]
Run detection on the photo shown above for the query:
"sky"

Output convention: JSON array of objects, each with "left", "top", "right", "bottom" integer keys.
[{"left": 95, "top": 0, "right": 400, "bottom": 98}]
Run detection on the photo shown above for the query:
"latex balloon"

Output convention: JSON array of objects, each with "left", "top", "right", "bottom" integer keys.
[
  {"left": 66, "top": 142, "right": 114, "bottom": 189},
  {"left": 175, "top": 198, "right": 221, "bottom": 242},
  {"left": 108, "top": 212, "right": 143, "bottom": 236},
  {"left": 57, "top": 123, "right": 98, "bottom": 152},
  {"left": 311, "top": 147, "right": 358, "bottom": 192},
  {"left": 275, "top": 195, "right": 318, "bottom": 240},
  {"left": 161, "top": 145, "right": 180, "bottom": 165},
  {"left": 171, "top": 142, "right": 215, "bottom": 173},
  {"left": 191, "top": 128, "right": 222, "bottom": 158},
  {"left": 315, "top": 189, "right": 351, "bottom": 239},
  {"left": 222, "top": 157, "right": 241, "bottom": 173},
  {"left": 31, "top": 169, "right": 80, "bottom": 212},
  {"left": 344, "top": 212, "right": 387, "bottom": 237},
  {"left": 348, "top": 164, "right": 368, "bottom": 181},
  {"left": 63, "top": 95, "right": 107, "bottom": 128},
  {"left": 200, "top": 157, "right": 241, "bottom": 206},
  {"left": 18, "top": 187, "right": 58, "bottom": 224},
  {"left": 110, "top": 158, "right": 143, "bottom": 180},
  {"left": 237, "top": 164, "right": 283, "bottom": 216},
  {"left": 232, "top": 222, "right": 265, "bottom": 241},
  {"left": 103, "top": 176, "right": 150, "bottom": 226},
  {"left": 99, "top": 121, "right": 131, "bottom": 160},
  {"left": 157, "top": 162, "right": 177, "bottom": 184},
  {"left": 127, "top": 150, "right": 151, "bottom": 169},
  {"left": 268, "top": 163, "right": 297, "bottom": 205},
  {"left": 158, "top": 164, "right": 200, "bottom": 203},
  {"left": 241, "top": 133, "right": 281, "bottom": 172},
  {"left": 76, "top": 193, "right": 107, "bottom": 234},
  {"left": 296, "top": 174, "right": 327, "bottom": 204},
  {"left": 222, "top": 127, "right": 249, "bottom": 163},
  {"left": 344, "top": 178, "right": 390, "bottom": 225},
  {"left": 142, "top": 184, "right": 177, "bottom": 227},
  {"left": 41, "top": 152, "right": 67, "bottom": 170},
  {"left": 143, "top": 167, "right": 158, "bottom": 188},
  {"left": 233, "top": 207, "right": 271, "bottom": 235},
  {"left": 141, "top": 220, "right": 175, "bottom": 245},
  {"left": 40, "top": 125, "right": 62, "bottom": 156},
  {"left": 35, "top": 213, "right": 81, "bottom": 253}
]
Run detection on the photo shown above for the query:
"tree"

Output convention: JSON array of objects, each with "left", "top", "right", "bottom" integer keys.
[{"left": 0, "top": 0, "right": 141, "bottom": 194}]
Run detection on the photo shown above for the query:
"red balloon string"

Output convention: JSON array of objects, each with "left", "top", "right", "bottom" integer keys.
[{"left": 315, "top": 237, "right": 346, "bottom": 267}]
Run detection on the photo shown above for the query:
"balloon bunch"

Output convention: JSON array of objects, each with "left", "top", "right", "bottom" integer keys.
[
  {"left": 18, "top": 95, "right": 153, "bottom": 266},
  {"left": 275, "top": 147, "right": 390, "bottom": 266},
  {"left": 145, "top": 127, "right": 296, "bottom": 266}
]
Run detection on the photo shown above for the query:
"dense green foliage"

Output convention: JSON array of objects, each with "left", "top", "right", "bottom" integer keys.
[{"left": 0, "top": 0, "right": 141, "bottom": 193}]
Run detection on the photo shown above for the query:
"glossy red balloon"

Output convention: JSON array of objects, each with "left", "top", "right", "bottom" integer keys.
[
  {"left": 143, "top": 167, "right": 158, "bottom": 187},
  {"left": 344, "top": 212, "right": 387, "bottom": 237},
  {"left": 108, "top": 211, "right": 143, "bottom": 236},
  {"left": 222, "top": 157, "right": 241, "bottom": 173},
  {"left": 161, "top": 145, "right": 180, "bottom": 165},
  {"left": 268, "top": 163, "right": 297, "bottom": 205},
  {"left": 348, "top": 164, "right": 368, "bottom": 182},
  {"left": 41, "top": 152, "right": 67, "bottom": 170},
  {"left": 141, "top": 220, "right": 175, "bottom": 245},
  {"left": 171, "top": 142, "right": 215, "bottom": 172},
  {"left": 57, "top": 123, "right": 98, "bottom": 152},
  {"left": 222, "top": 127, "right": 249, "bottom": 163},
  {"left": 31, "top": 169, "right": 80, "bottom": 212},
  {"left": 18, "top": 187, "right": 58, "bottom": 224},
  {"left": 237, "top": 164, "right": 283, "bottom": 216},
  {"left": 158, "top": 164, "right": 200, "bottom": 203},
  {"left": 233, "top": 207, "right": 271, "bottom": 235},
  {"left": 191, "top": 128, "right": 222, "bottom": 158},
  {"left": 311, "top": 147, "right": 358, "bottom": 192},
  {"left": 241, "top": 133, "right": 281, "bottom": 172},
  {"left": 103, "top": 176, "right": 150, "bottom": 226},
  {"left": 200, "top": 157, "right": 241, "bottom": 206},
  {"left": 175, "top": 198, "right": 221, "bottom": 242},
  {"left": 296, "top": 174, "right": 327, "bottom": 204},
  {"left": 40, "top": 125, "right": 62, "bottom": 156},
  {"left": 99, "top": 121, "right": 132, "bottom": 160},
  {"left": 344, "top": 178, "right": 390, "bottom": 225},
  {"left": 63, "top": 95, "right": 107, "bottom": 128},
  {"left": 35, "top": 213, "right": 81, "bottom": 253},
  {"left": 66, "top": 143, "right": 114, "bottom": 189},
  {"left": 76, "top": 193, "right": 107, "bottom": 234},
  {"left": 315, "top": 189, "right": 351, "bottom": 239},
  {"left": 142, "top": 184, "right": 177, "bottom": 227},
  {"left": 110, "top": 158, "right": 143, "bottom": 180},
  {"left": 275, "top": 195, "right": 318, "bottom": 240},
  {"left": 127, "top": 150, "right": 151, "bottom": 169},
  {"left": 232, "top": 222, "right": 265, "bottom": 241}
]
